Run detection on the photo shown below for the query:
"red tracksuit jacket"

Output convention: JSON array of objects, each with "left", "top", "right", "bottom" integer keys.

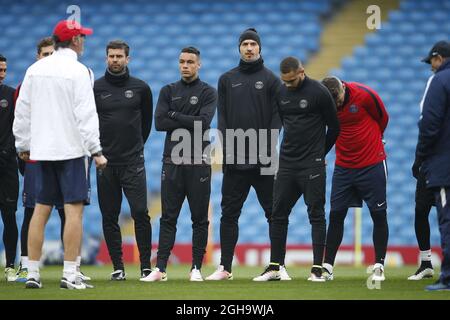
[{"left": 335, "top": 81, "right": 389, "bottom": 169}]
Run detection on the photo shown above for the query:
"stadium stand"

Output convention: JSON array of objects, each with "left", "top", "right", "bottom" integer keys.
[{"left": 0, "top": 0, "right": 447, "bottom": 264}]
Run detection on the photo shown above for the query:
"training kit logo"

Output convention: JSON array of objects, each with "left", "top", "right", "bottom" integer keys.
[
  {"left": 0, "top": 99, "right": 8, "bottom": 108},
  {"left": 299, "top": 99, "right": 308, "bottom": 109},
  {"left": 349, "top": 104, "right": 359, "bottom": 113},
  {"left": 190, "top": 96, "right": 199, "bottom": 105},
  {"left": 255, "top": 81, "right": 264, "bottom": 90},
  {"left": 125, "top": 90, "right": 134, "bottom": 98}
]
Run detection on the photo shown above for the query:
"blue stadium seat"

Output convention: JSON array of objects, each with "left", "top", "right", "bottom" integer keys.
[{"left": 5, "top": 0, "right": 445, "bottom": 250}]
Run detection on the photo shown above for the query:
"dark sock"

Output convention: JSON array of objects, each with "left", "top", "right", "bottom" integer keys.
[
  {"left": 1, "top": 208, "right": 18, "bottom": 268},
  {"left": 414, "top": 204, "right": 432, "bottom": 251},
  {"left": 20, "top": 207, "right": 34, "bottom": 257},
  {"left": 420, "top": 260, "right": 433, "bottom": 269},
  {"left": 267, "top": 263, "right": 280, "bottom": 271},
  {"left": 370, "top": 209, "right": 389, "bottom": 265},
  {"left": 269, "top": 218, "right": 288, "bottom": 267},
  {"left": 310, "top": 213, "right": 327, "bottom": 266},
  {"left": 324, "top": 209, "right": 348, "bottom": 265}
]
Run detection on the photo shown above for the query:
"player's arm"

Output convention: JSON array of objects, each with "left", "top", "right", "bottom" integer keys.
[
  {"left": 321, "top": 87, "right": 340, "bottom": 155},
  {"left": 217, "top": 75, "right": 228, "bottom": 165},
  {"left": 13, "top": 73, "right": 32, "bottom": 155},
  {"left": 171, "top": 87, "right": 217, "bottom": 130},
  {"left": 269, "top": 77, "right": 282, "bottom": 130},
  {"left": 140, "top": 83, "right": 153, "bottom": 143},
  {"left": 217, "top": 75, "right": 228, "bottom": 135},
  {"left": 72, "top": 69, "right": 102, "bottom": 155},
  {"left": 360, "top": 85, "right": 389, "bottom": 133},
  {"left": 154, "top": 86, "right": 180, "bottom": 132},
  {"left": 416, "top": 76, "right": 447, "bottom": 160}
]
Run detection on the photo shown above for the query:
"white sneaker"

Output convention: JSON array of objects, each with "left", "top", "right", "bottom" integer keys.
[
  {"left": 307, "top": 266, "right": 325, "bottom": 282},
  {"left": 189, "top": 268, "right": 204, "bottom": 282},
  {"left": 25, "top": 277, "right": 42, "bottom": 289},
  {"left": 322, "top": 263, "right": 334, "bottom": 281},
  {"left": 78, "top": 271, "right": 91, "bottom": 281},
  {"left": 60, "top": 275, "right": 87, "bottom": 290},
  {"left": 408, "top": 267, "right": 434, "bottom": 280},
  {"left": 139, "top": 268, "right": 167, "bottom": 282},
  {"left": 5, "top": 267, "right": 17, "bottom": 282},
  {"left": 205, "top": 265, "right": 233, "bottom": 281},
  {"left": 279, "top": 265, "right": 292, "bottom": 281},
  {"left": 372, "top": 264, "right": 385, "bottom": 281},
  {"left": 253, "top": 266, "right": 281, "bottom": 282},
  {"left": 110, "top": 270, "right": 126, "bottom": 281}
]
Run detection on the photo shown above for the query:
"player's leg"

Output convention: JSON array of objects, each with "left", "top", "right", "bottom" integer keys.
[
  {"left": 0, "top": 155, "right": 19, "bottom": 281},
  {"left": 426, "top": 187, "right": 450, "bottom": 291},
  {"left": 16, "top": 207, "right": 33, "bottom": 282},
  {"left": 252, "top": 172, "right": 293, "bottom": 279},
  {"left": 253, "top": 168, "right": 300, "bottom": 281},
  {"left": 209, "top": 169, "right": 251, "bottom": 277},
  {"left": 357, "top": 161, "right": 388, "bottom": 281},
  {"left": 17, "top": 162, "right": 37, "bottom": 281},
  {"left": 1, "top": 207, "right": 18, "bottom": 281},
  {"left": 97, "top": 165, "right": 125, "bottom": 278},
  {"left": 409, "top": 171, "right": 435, "bottom": 280},
  {"left": 26, "top": 203, "right": 51, "bottom": 288},
  {"left": 142, "top": 164, "right": 184, "bottom": 282},
  {"left": 186, "top": 165, "right": 211, "bottom": 281},
  {"left": 57, "top": 207, "right": 90, "bottom": 283},
  {"left": 323, "top": 165, "right": 357, "bottom": 280},
  {"left": 26, "top": 161, "right": 59, "bottom": 288},
  {"left": 58, "top": 157, "right": 90, "bottom": 289},
  {"left": 303, "top": 166, "right": 327, "bottom": 281},
  {"left": 121, "top": 162, "right": 152, "bottom": 277}
]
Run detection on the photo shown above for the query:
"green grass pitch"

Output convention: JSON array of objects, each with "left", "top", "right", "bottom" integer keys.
[{"left": 0, "top": 265, "right": 448, "bottom": 300}]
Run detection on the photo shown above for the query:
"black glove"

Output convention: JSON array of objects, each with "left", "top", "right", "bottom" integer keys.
[
  {"left": 412, "top": 157, "right": 424, "bottom": 179},
  {"left": 168, "top": 111, "right": 178, "bottom": 119}
]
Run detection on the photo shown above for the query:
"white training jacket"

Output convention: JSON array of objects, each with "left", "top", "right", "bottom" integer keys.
[{"left": 13, "top": 48, "right": 101, "bottom": 161}]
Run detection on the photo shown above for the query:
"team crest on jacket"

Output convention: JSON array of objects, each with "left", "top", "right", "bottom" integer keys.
[
  {"left": 0, "top": 99, "right": 8, "bottom": 108},
  {"left": 255, "top": 81, "right": 264, "bottom": 89},
  {"left": 190, "top": 96, "right": 199, "bottom": 105},
  {"left": 299, "top": 99, "right": 308, "bottom": 109},
  {"left": 349, "top": 104, "right": 359, "bottom": 113},
  {"left": 125, "top": 90, "right": 134, "bottom": 98}
]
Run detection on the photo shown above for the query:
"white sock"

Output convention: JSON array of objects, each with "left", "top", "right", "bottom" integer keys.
[
  {"left": 21, "top": 256, "right": 29, "bottom": 270},
  {"left": 323, "top": 263, "right": 333, "bottom": 274},
  {"left": 76, "top": 256, "right": 81, "bottom": 272},
  {"left": 28, "top": 260, "right": 40, "bottom": 280},
  {"left": 374, "top": 263, "right": 384, "bottom": 271},
  {"left": 420, "top": 250, "right": 432, "bottom": 262},
  {"left": 63, "top": 261, "right": 78, "bottom": 281}
]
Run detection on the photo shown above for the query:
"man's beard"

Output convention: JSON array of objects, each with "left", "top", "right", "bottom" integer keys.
[{"left": 243, "top": 53, "right": 260, "bottom": 62}]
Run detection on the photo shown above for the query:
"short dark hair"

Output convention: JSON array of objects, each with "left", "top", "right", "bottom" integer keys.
[
  {"left": 37, "top": 37, "right": 55, "bottom": 55},
  {"left": 52, "top": 35, "right": 71, "bottom": 50},
  {"left": 321, "top": 76, "right": 343, "bottom": 101},
  {"left": 106, "top": 40, "right": 130, "bottom": 56},
  {"left": 280, "top": 56, "right": 302, "bottom": 74},
  {"left": 181, "top": 46, "right": 200, "bottom": 57},
  {"left": 0, "top": 54, "right": 6, "bottom": 62}
]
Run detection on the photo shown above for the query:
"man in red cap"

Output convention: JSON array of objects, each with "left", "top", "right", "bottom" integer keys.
[{"left": 13, "top": 20, "right": 107, "bottom": 290}]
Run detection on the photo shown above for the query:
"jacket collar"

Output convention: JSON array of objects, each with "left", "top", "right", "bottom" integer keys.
[
  {"left": 436, "top": 59, "right": 450, "bottom": 73},
  {"left": 54, "top": 48, "right": 78, "bottom": 60}
]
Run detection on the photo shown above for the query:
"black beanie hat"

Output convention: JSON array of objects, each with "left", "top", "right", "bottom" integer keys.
[{"left": 239, "top": 28, "right": 261, "bottom": 51}]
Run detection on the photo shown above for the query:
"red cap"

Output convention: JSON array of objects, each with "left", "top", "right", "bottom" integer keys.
[{"left": 53, "top": 20, "right": 93, "bottom": 42}]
